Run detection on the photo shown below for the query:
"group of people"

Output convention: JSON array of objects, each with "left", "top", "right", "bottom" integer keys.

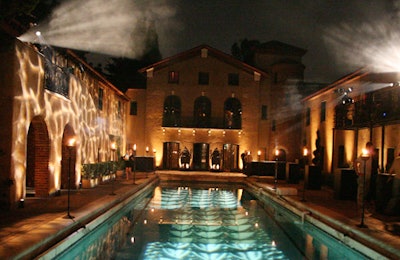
[
  {"left": 180, "top": 147, "right": 222, "bottom": 170},
  {"left": 355, "top": 142, "right": 400, "bottom": 215}
]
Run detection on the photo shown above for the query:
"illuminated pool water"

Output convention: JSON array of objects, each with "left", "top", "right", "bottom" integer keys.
[{"left": 53, "top": 183, "right": 369, "bottom": 259}]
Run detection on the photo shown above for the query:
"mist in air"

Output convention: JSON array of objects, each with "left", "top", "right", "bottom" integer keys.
[
  {"left": 19, "top": 0, "right": 178, "bottom": 59},
  {"left": 323, "top": 0, "right": 400, "bottom": 74}
]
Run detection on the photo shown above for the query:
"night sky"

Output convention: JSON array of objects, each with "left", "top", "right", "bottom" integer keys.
[
  {"left": 23, "top": 0, "right": 399, "bottom": 83},
  {"left": 169, "top": 0, "right": 397, "bottom": 83}
]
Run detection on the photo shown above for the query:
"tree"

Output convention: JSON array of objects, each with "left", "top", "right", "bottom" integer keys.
[
  {"left": 231, "top": 38, "right": 260, "bottom": 66},
  {"left": 104, "top": 20, "right": 162, "bottom": 91},
  {"left": 0, "top": 0, "right": 60, "bottom": 36}
]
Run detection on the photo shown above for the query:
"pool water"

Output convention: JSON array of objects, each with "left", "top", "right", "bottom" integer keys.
[
  {"left": 114, "top": 185, "right": 367, "bottom": 259},
  {"left": 54, "top": 184, "right": 369, "bottom": 259}
]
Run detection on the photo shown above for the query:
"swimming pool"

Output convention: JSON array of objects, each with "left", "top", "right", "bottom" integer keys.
[{"left": 46, "top": 182, "right": 370, "bottom": 259}]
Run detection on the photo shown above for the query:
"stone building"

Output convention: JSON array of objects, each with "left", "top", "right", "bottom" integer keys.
[
  {"left": 302, "top": 68, "right": 400, "bottom": 185},
  {"left": 0, "top": 38, "right": 128, "bottom": 209},
  {"left": 127, "top": 43, "right": 307, "bottom": 171}
]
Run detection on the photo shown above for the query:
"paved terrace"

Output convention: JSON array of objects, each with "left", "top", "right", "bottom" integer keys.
[{"left": 0, "top": 171, "right": 399, "bottom": 259}]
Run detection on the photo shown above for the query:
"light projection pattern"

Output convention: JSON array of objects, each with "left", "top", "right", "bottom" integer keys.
[
  {"left": 139, "top": 187, "right": 288, "bottom": 259},
  {"left": 12, "top": 42, "right": 125, "bottom": 198}
]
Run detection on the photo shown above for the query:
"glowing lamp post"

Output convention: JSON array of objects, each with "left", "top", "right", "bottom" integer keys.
[
  {"left": 64, "top": 137, "right": 76, "bottom": 219},
  {"left": 301, "top": 148, "right": 308, "bottom": 202},
  {"left": 110, "top": 142, "right": 117, "bottom": 196},
  {"left": 133, "top": 144, "right": 137, "bottom": 182},
  {"left": 274, "top": 149, "right": 279, "bottom": 190},
  {"left": 358, "top": 148, "right": 370, "bottom": 228},
  {"left": 257, "top": 150, "right": 261, "bottom": 161}
]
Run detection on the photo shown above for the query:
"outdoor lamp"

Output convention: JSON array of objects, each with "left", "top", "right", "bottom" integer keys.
[
  {"left": 358, "top": 148, "right": 370, "bottom": 228},
  {"left": 109, "top": 142, "right": 117, "bottom": 195},
  {"left": 274, "top": 148, "right": 279, "bottom": 190},
  {"left": 64, "top": 136, "right": 76, "bottom": 219},
  {"left": 303, "top": 147, "right": 308, "bottom": 157},
  {"left": 302, "top": 147, "right": 309, "bottom": 202}
]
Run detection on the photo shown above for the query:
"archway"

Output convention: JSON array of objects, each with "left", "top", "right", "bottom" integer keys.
[
  {"left": 61, "top": 125, "right": 76, "bottom": 190},
  {"left": 194, "top": 96, "right": 211, "bottom": 128},
  {"left": 26, "top": 116, "right": 50, "bottom": 197},
  {"left": 163, "top": 95, "right": 181, "bottom": 127},
  {"left": 224, "top": 97, "right": 242, "bottom": 129}
]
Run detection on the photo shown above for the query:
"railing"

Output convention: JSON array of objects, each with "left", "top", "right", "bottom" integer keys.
[{"left": 162, "top": 116, "right": 242, "bottom": 129}]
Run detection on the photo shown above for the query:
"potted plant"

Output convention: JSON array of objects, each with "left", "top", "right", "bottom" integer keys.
[{"left": 81, "top": 164, "right": 97, "bottom": 188}]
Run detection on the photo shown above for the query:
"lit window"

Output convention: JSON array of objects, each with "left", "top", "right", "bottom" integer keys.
[{"left": 168, "top": 71, "right": 179, "bottom": 84}]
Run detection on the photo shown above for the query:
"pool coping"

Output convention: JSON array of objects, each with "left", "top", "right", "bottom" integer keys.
[
  {"left": 14, "top": 176, "right": 159, "bottom": 260},
  {"left": 246, "top": 180, "right": 399, "bottom": 259}
]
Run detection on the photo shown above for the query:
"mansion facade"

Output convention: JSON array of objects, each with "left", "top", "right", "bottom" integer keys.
[{"left": 127, "top": 43, "right": 307, "bottom": 172}]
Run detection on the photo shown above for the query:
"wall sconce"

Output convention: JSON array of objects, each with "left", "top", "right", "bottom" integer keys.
[{"left": 18, "top": 198, "right": 24, "bottom": 208}]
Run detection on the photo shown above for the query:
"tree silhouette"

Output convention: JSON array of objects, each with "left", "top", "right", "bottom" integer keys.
[
  {"left": 231, "top": 38, "right": 260, "bottom": 66},
  {"left": 104, "top": 21, "right": 162, "bottom": 91}
]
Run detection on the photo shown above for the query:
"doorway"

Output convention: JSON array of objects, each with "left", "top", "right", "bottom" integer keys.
[
  {"left": 193, "top": 143, "right": 210, "bottom": 170},
  {"left": 163, "top": 142, "right": 180, "bottom": 169},
  {"left": 223, "top": 144, "right": 239, "bottom": 172},
  {"left": 26, "top": 116, "right": 50, "bottom": 197}
]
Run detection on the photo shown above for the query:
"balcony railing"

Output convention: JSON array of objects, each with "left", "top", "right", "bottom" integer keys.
[
  {"left": 335, "top": 88, "right": 400, "bottom": 128},
  {"left": 162, "top": 116, "right": 242, "bottom": 129}
]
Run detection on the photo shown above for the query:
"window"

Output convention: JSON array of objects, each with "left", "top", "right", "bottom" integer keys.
[
  {"left": 272, "top": 120, "right": 276, "bottom": 131},
  {"left": 261, "top": 105, "right": 268, "bottom": 120},
  {"left": 321, "top": 101, "right": 326, "bottom": 122},
  {"left": 338, "top": 145, "right": 345, "bottom": 168},
  {"left": 224, "top": 97, "right": 242, "bottom": 129},
  {"left": 194, "top": 96, "right": 211, "bottom": 127},
  {"left": 228, "top": 73, "right": 239, "bottom": 86},
  {"left": 118, "top": 101, "right": 122, "bottom": 117},
  {"left": 130, "top": 101, "right": 137, "bottom": 115},
  {"left": 198, "top": 72, "right": 209, "bottom": 85},
  {"left": 163, "top": 95, "right": 181, "bottom": 127},
  {"left": 98, "top": 88, "right": 103, "bottom": 110},
  {"left": 44, "top": 61, "right": 70, "bottom": 98},
  {"left": 306, "top": 107, "right": 310, "bottom": 126},
  {"left": 168, "top": 71, "right": 179, "bottom": 84}
]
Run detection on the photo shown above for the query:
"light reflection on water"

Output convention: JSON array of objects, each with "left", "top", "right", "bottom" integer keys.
[
  {"left": 55, "top": 184, "right": 368, "bottom": 260},
  {"left": 114, "top": 186, "right": 367, "bottom": 260}
]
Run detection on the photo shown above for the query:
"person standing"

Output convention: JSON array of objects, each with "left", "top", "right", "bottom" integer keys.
[
  {"left": 124, "top": 148, "right": 134, "bottom": 180},
  {"left": 385, "top": 152, "right": 400, "bottom": 215}
]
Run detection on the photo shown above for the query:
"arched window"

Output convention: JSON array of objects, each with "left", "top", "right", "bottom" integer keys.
[
  {"left": 224, "top": 97, "right": 242, "bottom": 129},
  {"left": 194, "top": 96, "right": 211, "bottom": 127},
  {"left": 163, "top": 95, "right": 181, "bottom": 127}
]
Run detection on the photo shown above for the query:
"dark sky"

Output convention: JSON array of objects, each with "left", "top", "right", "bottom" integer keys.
[
  {"left": 23, "top": 0, "right": 399, "bottom": 83},
  {"left": 161, "top": 0, "right": 397, "bottom": 83}
]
